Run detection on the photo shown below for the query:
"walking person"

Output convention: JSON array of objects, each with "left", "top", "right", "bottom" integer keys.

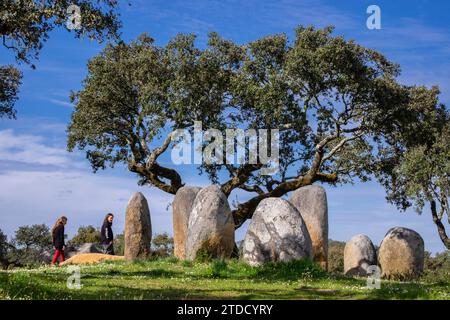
[
  {"left": 101, "top": 213, "right": 114, "bottom": 255},
  {"left": 51, "top": 216, "right": 67, "bottom": 266}
]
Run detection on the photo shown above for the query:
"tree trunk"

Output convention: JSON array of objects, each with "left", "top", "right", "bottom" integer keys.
[{"left": 430, "top": 200, "right": 450, "bottom": 250}]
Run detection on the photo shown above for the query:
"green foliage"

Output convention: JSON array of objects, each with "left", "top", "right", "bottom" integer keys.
[
  {"left": 194, "top": 248, "right": 214, "bottom": 263},
  {"left": 68, "top": 225, "right": 101, "bottom": 247},
  {"left": 200, "top": 258, "right": 325, "bottom": 281},
  {"left": 328, "top": 240, "right": 346, "bottom": 273},
  {"left": 13, "top": 224, "right": 52, "bottom": 249},
  {"left": 377, "top": 100, "right": 450, "bottom": 248},
  {"left": 1, "top": 258, "right": 448, "bottom": 299},
  {"left": 8, "top": 224, "right": 52, "bottom": 267},
  {"left": 204, "top": 260, "right": 228, "bottom": 278},
  {"left": 114, "top": 233, "right": 125, "bottom": 256},
  {"left": 0, "top": 229, "right": 9, "bottom": 269},
  {"left": 181, "top": 260, "right": 193, "bottom": 268},
  {"left": 0, "top": 66, "right": 21, "bottom": 119},
  {"left": 423, "top": 251, "right": 450, "bottom": 284},
  {"left": 151, "top": 232, "right": 174, "bottom": 258},
  {"left": 256, "top": 259, "right": 326, "bottom": 280},
  {"left": 67, "top": 26, "right": 447, "bottom": 230},
  {"left": 0, "top": 0, "right": 121, "bottom": 118}
]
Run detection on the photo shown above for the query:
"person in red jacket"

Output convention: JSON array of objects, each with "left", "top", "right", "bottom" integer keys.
[{"left": 51, "top": 216, "right": 67, "bottom": 265}]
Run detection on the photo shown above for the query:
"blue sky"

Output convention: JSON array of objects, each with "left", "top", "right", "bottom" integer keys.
[{"left": 1, "top": 0, "right": 449, "bottom": 253}]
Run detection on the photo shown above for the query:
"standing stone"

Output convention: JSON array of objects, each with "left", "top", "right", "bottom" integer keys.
[
  {"left": 378, "top": 227, "right": 424, "bottom": 279},
  {"left": 289, "top": 185, "right": 328, "bottom": 270},
  {"left": 344, "top": 234, "right": 377, "bottom": 276},
  {"left": 172, "top": 186, "right": 202, "bottom": 259},
  {"left": 185, "top": 185, "right": 235, "bottom": 260},
  {"left": 124, "top": 192, "right": 152, "bottom": 261},
  {"left": 241, "top": 197, "right": 313, "bottom": 266}
]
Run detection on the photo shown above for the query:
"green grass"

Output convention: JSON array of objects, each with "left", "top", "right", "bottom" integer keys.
[{"left": 0, "top": 258, "right": 449, "bottom": 300}]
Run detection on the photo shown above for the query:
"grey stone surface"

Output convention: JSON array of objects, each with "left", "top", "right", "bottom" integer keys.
[
  {"left": 124, "top": 192, "right": 152, "bottom": 261},
  {"left": 378, "top": 227, "right": 424, "bottom": 279},
  {"left": 77, "top": 243, "right": 102, "bottom": 254},
  {"left": 65, "top": 243, "right": 102, "bottom": 259},
  {"left": 185, "top": 185, "right": 235, "bottom": 260},
  {"left": 289, "top": 185, "right": 328, "bottom": 270},
  {"left": 344, "top": 234, "right": 377, "bottom": 276},
  {"left": 241, "top": 197, "right": 313, "bottom": 266},
  {"left": 172, "top": 186, "right": 202, "bottom": 259}
]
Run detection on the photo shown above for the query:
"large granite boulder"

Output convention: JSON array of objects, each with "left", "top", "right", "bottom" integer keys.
[
  {"left": 344, "top": 234, "right": 377, "bottom": 276},
  {"left": 378, "top": 227, "right": 424, "bottom": 279},
  {"left": 241, "top": 197, "right": 313, "bottom": 266},
  {"left": 172, "top": 186, "right": 202, "bottom": 259},
  {"left": 185, "top": 185, "right": 235, "bottom": 260},
  {"left": 289, "top": 185, "right": 328, "bottom": 270},
  {"left": 124, "top": 192, "right": 152, "bottom": 261}
]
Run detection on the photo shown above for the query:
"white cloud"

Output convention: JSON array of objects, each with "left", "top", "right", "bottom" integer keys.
[
  {"left": 0, "top": 129, "right": 175, "bottom": 239},
  {"left": 46, "top": 98, "right": 74, "bottom": 108},
  {"left": 0, "top": 129, "right": 71, "bottom": 167},
  {"left": 0, "top": 169, "right": 174, "bottom": 240}
]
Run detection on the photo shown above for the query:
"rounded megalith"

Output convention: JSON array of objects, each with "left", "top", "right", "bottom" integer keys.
[
  {"left": 185, "top": 185, "right": 235, "bottom": 260},
  {"left": 378, "top": 227, "right": 424, "bottom": 279},
  {"left": 241, "top": 197, "right": 313, "bottom": 266},
  {"left": 288, "top": 185, "right": 328, "bottom": 270},
  {"left": 124, "top": 192, "right": 152, "bottom": 261},
  {"left": 172, "top": 186, "right": 202, "bottom": 259},
  {"left": 344, "top": 234, "right": 377, "bottom": 276}
]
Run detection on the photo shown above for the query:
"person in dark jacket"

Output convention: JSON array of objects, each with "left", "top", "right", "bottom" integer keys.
[
  {"left": 51, "top": 216, "right": 67, "bottom": 265},
  {"left": 100, "top": 213, "right": 114, "bottom": 255}
]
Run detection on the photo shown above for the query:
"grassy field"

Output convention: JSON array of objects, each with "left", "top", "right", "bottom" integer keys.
[{"left": 0, "top": 258, "right": 449, "bottom": 300}]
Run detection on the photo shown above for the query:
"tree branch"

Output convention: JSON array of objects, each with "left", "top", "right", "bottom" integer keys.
[
  {"left": 232, "top": 170, "right": 338, "bottom": 228},
  {"left": 221, "top": 163, "right": 263, "bottom": 196},
  {"left": 321, "top": 134, "right": 362, "bottom": 165},
  {"left": 430, "top": 199, "right": 450, "bottom": 250},
  {"left": 147, "top": 131, "right": 174, "bottom": 168},
  {"left": 128, "top": 131, "right": 183, "bottom": 194}
]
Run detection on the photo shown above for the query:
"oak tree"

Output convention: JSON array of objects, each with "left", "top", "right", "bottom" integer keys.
[{"left": 68, "top": 26, "right": 448, "bottom": 234}]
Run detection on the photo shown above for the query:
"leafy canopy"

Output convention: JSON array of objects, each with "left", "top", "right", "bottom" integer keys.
[
  {"left": 0, "top": 0, "right": 121, "bottom": 118},
  {"left": 68, "top": 26, "right": 448, "bottom": 230}
]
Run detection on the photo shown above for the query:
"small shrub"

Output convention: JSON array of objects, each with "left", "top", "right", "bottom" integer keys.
[
  {"left": 421, "top": 250, "right": 450, "bottom": 284},
  {"left": 328, "top": 240, "right": 345, "bottom": 273},
  {"left": 151, "top": 233, "right": 174, "bottom": 258},
  {"left": 256, "top": 259, "right": 326, "bottom": 281},
  {"left": 194, "top": 249, "right": 215, "bottom": 263},
  {"left": 205, "top": 260, "right": 228, "bottom": 278},
  {"left": 165, "top": 256, "right": 179, "bottom": 264},
  {"left": 181, "top": 260, "right": 193, "bottom": 268},
  {"left": 114, "top": 234, "right": 125, "bottom": 256}
]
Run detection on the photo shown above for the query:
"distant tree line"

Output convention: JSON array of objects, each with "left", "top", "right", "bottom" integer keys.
[{"left": 0, "top": 226, "right": 174, "bottom": 269}]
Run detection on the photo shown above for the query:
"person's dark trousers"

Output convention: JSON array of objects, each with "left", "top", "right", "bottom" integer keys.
[{"left": 102, "top": 243, "right": 114, "bottom": 255}]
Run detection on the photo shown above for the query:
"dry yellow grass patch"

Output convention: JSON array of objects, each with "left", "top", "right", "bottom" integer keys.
[{"left": 60, "top": 253, "right": 125, "bottom": 266}]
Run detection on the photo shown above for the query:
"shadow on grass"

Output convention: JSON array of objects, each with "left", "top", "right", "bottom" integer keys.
[
  {"left": 1, "top": 269, "right": 352, "bottom": 300},
  {"left": 82, "top": 268, "right": 183, "bottom": 279},
  {"left": 1, "top": 259, "right": 447, "bottom": 300}
]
